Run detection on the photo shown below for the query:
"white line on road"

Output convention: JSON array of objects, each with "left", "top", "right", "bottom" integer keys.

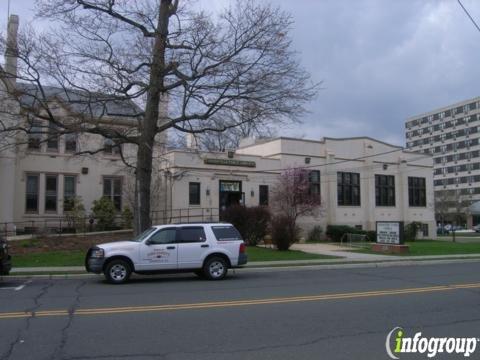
[{"left": 0, "top": 279, "right": 31, "bottom": 291}]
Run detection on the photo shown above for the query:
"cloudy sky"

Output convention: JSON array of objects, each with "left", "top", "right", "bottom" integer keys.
[{"left": 1, "top": 0, "right": 480, "bottom": 146}]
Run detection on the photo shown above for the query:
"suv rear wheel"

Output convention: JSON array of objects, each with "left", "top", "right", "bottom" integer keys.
[
  {"left": 104, "top": 259, "right": 131, "bottom": 284},
  {"left": 203, "top": 256, "right": 228, "bottom": 280}
]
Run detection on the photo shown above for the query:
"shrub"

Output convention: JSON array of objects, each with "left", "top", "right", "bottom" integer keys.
[
  {"left": 365, "top": 230, "right": 376, "bottom": 242},
  {"left": 404, "top": 222, "right": 422, "bottom": 242},
  {"left": 122, "top": 207, "right": 133, "bottom": 229},
  {"left": 92, "top": 197, "right": 116, "bottom": 230},
  {"left": 307, "top": 225, "right": 323, "bottom": 242},
  {"left": 326, "top": 225, "right": 375, "bottom": 242},
  {"left": 64, "top": 197, "right": 86, "bottom": 233},
  {"left": 326, "top": 225, "right": 359, "bottom": 242},
  {"left": 271, "top": 215, "right": 300, "bottom": 251},
  {"left": 221, "top": 205, "right": 270, "bottom": 245}
]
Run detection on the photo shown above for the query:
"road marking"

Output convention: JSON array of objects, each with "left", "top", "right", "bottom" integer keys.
[
  {"left": 0, "top": 282, "right": 479, "bottom": 320},
  {"left": 0, "top": 280, "right": 31, "bottom": 291}
]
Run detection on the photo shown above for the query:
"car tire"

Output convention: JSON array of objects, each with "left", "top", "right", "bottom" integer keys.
[
  {"left": 104, "top": 259, "right": 131, "bottom": 284},
  {"left": 203, "top": 256, "right": 228, "bottom": 280}
]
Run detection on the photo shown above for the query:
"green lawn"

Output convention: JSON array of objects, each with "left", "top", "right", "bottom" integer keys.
[
  {"left": 11, "top": 247, "right": 338, "bottom": 268},
  {"left": 359, "top": 240, "right": 480, "bottom": 256},
  {"left": 12, "top": 250, "right": 85, "bottom": 267}
]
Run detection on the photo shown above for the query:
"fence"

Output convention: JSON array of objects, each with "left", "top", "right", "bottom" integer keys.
[
  {"left": 1, "top": 208, "right": 220, "bottom": 238},
  {"left": 151, "top": 208, "right": 220, "bottom": 225},
  {"left": 340, "top": 233, "right": 370, "bottom": 249}
]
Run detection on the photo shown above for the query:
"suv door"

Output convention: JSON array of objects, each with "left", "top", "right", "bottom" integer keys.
[
  {"left": 176, "top": 226, "right": 209, "bottom": 269},
  {"left": 138, "top": 228, "right": 178, "bottom": 270}
]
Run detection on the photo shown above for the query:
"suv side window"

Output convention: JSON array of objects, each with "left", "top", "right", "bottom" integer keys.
[
  {"left": 148, "top": 228, "right": 177, "bottom": 245},
  {"left": 177, "top": 227, "right": 206, "bottom": 243},
  {"left": 212, "top": 226, "right": 242, "bottom": 241}
]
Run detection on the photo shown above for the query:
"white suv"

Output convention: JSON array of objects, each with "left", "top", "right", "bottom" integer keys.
[{"left": 85, "top": 223, "right": 247, "bottom": 284}]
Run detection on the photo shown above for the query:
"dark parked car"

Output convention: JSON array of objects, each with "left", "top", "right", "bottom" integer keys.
[{"left": 0, "top": 236, "right": 12, "bottom": 275}]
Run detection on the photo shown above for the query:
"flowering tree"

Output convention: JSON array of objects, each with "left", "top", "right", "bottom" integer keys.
[{"left": 271, "top": 167, "right": 322, "bottom": 249}]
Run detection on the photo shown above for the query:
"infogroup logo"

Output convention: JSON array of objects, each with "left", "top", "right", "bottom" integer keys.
[{"left": 385, "top": 327, "right": 479, "bottom": 359}]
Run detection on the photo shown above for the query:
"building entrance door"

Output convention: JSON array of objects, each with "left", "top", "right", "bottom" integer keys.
[{"left": 219, "top": 180, "right": 243, "bottom": 218}]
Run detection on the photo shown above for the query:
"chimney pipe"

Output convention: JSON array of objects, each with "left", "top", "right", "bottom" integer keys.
[{"left": 5, "top": 14, "right": 19, "bottom": 84}]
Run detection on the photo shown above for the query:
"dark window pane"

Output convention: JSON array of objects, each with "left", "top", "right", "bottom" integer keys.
[
  {"left": 64, "top": 176, "right": 76, "bottom": 211},
  {"left": 149, "top": 229, "right": 176, "bottom": 244},
  {"left": 26, "top": 175, "right": 39, "bottom": 212},
  {"left": 189, "top": 182, "right": 200, "bottom": 205},
  {"left": 212, "top": 226, "right": 243, "bottom": 241},
  {"left": 113, "top": 179, "right": 122, "bottom": 196},
  {"left": 103, "top": 179, "right": 112, "bottom": 197},
  {"left": 103, "top": 177, "right": 122, "bottom": 211},
  {"left": 65, "top": 134, "right": 77, "bottom": 152},
  {"left": 28, "top": 121, "right": 43, "bottom": 150},
  {"left": 408, "top": 176, "right": 426, "bottom": 207},
  {"left": 178, "top": 227, "right": 206, "bottom": 243},
  {"left": 375, "top": 175, "right": 395, "bottom": 206},
  {"left": 337, "top": 172, "right": 360, "bottom": 206},
  {"left": 47, "top": 122, "right": 59, "bottom": 150},
  {"left": 259, "top": 185, "right": 269, "bottom": 206},
  {"left": 45, "top": 175, "right": 57, "bottom": 212}
]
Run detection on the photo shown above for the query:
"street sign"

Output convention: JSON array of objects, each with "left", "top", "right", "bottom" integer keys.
[{"left": 376, "top": 221, "right": 404, "bottom": 245}]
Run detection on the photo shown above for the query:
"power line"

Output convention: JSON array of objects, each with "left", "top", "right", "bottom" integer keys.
[{"left": 457, "top": 0, "right": 480, "bottom": 34}]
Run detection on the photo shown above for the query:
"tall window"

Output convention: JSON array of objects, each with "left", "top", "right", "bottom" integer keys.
[
  {"left": 64, "top": 176, "right": 76, "bottom": 211},
  {"left": 104, "top": 138, "right": 121, "bottom": 155},
  {"left": 103, "top": 177, "right": 122, "bottom": 211},
  {"left": 408, "top": 177, "right": 426, "bottom": 207},
  {"left": 375, "top": 175, "right": 395, "bottom": 207},
  {"left": 308, "top": 170, "right": 321, "bottom": 199},
  {"left": 47, "top": 122, "right": 59, "bottom": 151},
  {"left": 337, "top": 172, "right": 360, "bottom": 206},
  {"left": 259, "top": 185, "right": 269, "bottom": 206},
  {"left": 189, "top": 182, "right": 201, "bottom": 205},
  {"left": 45, "top": 175, "right": 58, "bottom": 212},
  {"left": 28, "top": 120, "right": 42, "bottom": 150},
  {"left": 26, "top": 174, "right": 39, "bottom": 212},
  {"left": 65, "top": 133, "right": 77, "bottom": 153}
]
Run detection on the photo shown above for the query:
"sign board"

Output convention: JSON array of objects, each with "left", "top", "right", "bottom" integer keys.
[
  {"left": 376, "top": 221, "right": 404, "bottom": 245},
  {"left": 204, "top": 158, "right": 256, "bottom": 168}
]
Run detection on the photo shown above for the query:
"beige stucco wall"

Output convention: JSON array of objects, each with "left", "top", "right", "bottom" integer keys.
[
  {"left": 0, "top": 79, "right": 19, "bottom": 230},
  {"left": 164, "top": 137, "right": 436, "bottom": 238}
]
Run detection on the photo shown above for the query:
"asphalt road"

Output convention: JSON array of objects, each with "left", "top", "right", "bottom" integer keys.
[{"left": 1, "top": 262, "right": 480, "bottom": 360}]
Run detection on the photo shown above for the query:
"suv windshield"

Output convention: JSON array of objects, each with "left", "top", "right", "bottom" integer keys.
[{"left": 131, "top": 227, "right": 157, "bottom": 242}]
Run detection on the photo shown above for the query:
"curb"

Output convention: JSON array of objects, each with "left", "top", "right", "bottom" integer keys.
[{"left": 4, "top": 257, "right": 480, "bottom": 280}]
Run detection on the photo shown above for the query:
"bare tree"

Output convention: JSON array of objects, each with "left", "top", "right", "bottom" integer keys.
[
  {"left": 434, "top": 188, "right": 472, "bottom": 241},
  {"left": 272, "top": 167, "right": 322, "bottom": 222},
  {"left": 0, "top": 0, "right": 319, "bottom": 234}
]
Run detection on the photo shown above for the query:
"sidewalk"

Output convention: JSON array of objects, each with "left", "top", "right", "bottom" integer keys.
[
  {"left": 8, "top": 253, "right": 480, "bottom": 275},
  {"left": 290, "top": 243, "right": 402, "bottom": 260}
]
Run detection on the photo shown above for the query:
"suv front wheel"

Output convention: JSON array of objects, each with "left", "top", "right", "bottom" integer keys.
[
  {"left": 203, "top": 256, "right": 228, "bottom": 280},
  {"left": 104, "top": 259, "right": 131, "bottom": 284}
]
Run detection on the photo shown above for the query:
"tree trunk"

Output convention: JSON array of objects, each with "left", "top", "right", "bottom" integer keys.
[{"left": 134, "top": 0, "right": 171, "bottom": 235}]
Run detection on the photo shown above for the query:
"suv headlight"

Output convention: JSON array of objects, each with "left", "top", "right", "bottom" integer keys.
[{"left": 90, "top": 248, "right": 105, "bottom": 258}]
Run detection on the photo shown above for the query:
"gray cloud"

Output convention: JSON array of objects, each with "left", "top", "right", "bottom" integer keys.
[
  {"left": 3, "top": 0, "right": 480, "bottom": 146},
  {"left": 272, "top": 0, "right": 480, "bottom": 145}
]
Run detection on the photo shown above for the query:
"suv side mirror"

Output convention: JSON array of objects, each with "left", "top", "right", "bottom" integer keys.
[{"left": 145, "top": 239, "right": 152, "bottom": 245}]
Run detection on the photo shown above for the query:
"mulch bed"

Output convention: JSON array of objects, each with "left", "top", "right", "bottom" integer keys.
[{"left": 8, "top": 232, "right": 134, "bottom": 255}]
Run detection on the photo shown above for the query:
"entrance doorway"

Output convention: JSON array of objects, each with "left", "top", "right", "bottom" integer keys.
[{"left": 219, "top": 180, "right": 243, "bottom": 217}]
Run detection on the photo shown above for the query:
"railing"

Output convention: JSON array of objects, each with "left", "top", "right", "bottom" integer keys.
[
  {"left": 0, "top": 208, "right": 220, "bottom": 238},
  {"left": 151, "top": 208, "right": 220, "bottom": 225},
  {"left": 1, "top": 216, "right": 126, "bottom": 238}
]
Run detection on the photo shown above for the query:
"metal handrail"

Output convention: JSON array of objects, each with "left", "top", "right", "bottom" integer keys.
[{"left": 1, "top": 207, "right": 220, "bottom": 237}]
